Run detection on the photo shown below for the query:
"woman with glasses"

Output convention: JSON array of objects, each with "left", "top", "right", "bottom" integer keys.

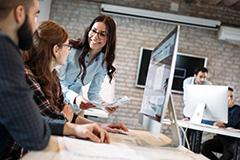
[
  {"left": 58, "top": 15, "right": 118, "bottom": 114},
  {"left": 24, "top": 20, "right": 73, "bottom": 121}
]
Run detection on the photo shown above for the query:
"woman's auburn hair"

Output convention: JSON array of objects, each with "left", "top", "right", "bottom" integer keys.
[{"left": 25, "top": 20, "right": 68, "bottom": 111}]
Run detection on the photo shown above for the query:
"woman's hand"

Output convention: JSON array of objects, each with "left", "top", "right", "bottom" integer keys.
[
  {"left": 75, "top": 96, "right": 96, "bottom": 110},
  {"left": 102, "top": 102, "right": 118, "bottom": 114},
  {"left": 62, "top": 104, "right": 74, "bottom": 121},
  {"left": 80, "top": 102, "right": 96, "bottom": 110},
  {"left": 104, "top": 106, "right": 117, "bottom": 114},
  {"left": 101, "top": 122, "right": 128, "bottom": 134}
]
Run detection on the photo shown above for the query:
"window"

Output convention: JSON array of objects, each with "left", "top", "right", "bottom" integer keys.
[{"left": 136, "top": 49, "right": 207, "bottom": 93}]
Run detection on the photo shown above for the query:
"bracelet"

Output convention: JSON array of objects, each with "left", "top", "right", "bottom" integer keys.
[
  {"left": 73, "top": 96, "right": 77, "bottom": 104},
  {"left": 71, "top": 113, "right": 78, "bottom": 123}
]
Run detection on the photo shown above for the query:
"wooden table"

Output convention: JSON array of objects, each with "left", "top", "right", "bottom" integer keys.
[{"left": 22, "top": 129, "right": 207, "bottom": 160}]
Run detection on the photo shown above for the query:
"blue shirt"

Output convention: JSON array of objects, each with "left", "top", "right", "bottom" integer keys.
[
  {"left": 58, "top": 48, "right": 107, "bottom": 112},
  {"left": 201, "top": 105, "right": 240, "bottom": 128},
  {"left": 217, "top": 105, "right": 240, "bottom": 142},
  {"left": 226, "top": 104, "right": 240, "bottom": 128}
]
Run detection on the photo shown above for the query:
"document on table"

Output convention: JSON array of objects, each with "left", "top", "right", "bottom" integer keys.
[
  {"left": 56, "top": 136, "right": 207, "bottom": 160},
  {"left": 58, "top": 137, "right": 140, "bottom": 160}
]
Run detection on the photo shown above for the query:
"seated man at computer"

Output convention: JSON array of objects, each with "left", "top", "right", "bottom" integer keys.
[
  {"left": 201, "top": 87, "right": 240, "bottom": 160},
  {"left": 182, "top": 67, "right": 211, "bottom": 153}
]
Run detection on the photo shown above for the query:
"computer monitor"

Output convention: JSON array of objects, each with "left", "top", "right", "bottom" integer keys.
[
  {"left": 183, "top": 85, "right": 228, "bottom": 123},
  {"left": 139, "top": 25, "right": 181, "bottom": 146}
]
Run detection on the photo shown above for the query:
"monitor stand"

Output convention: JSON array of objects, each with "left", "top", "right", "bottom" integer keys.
[
  {"left": 190, "top": 103, "right": 206, "bottom": 124},
  {"left": 166, "top": 94, "right": 182, "bottom": 147},
  {"left": 139, "top": 94, "right": 182, "bottom": 147}
]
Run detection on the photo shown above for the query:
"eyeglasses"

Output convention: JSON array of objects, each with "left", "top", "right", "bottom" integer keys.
[
  {"left": 228, "top": 95, "right": 234, "bottom": 99},
  {"left": 62, "top": 44, "right": 72, "bottom": 50},
  {"left": 89, "top": 28, "right": 107, "bottom": 39}
]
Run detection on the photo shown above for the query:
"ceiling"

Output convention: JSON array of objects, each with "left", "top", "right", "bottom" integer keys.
[{"left": 186, "top": 0, "right": 240, "bottom": 10}]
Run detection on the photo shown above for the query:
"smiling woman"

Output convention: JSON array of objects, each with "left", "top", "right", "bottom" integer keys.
[{"left": 57, "top": 15, "right": 118, "bottom": 114}]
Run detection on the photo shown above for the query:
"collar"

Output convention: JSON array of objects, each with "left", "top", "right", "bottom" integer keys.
[{"left": 0, "top": 31, "right": 19, "bottom": 52}]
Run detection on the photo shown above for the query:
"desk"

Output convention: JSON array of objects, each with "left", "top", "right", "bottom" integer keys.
[
  {"left": 178, "top": 120, "right": 240, "bottom": 138},
  {"left": 22, "top": 129, "right": 207, "bottom": 160},
  {"left": 178, "top": 120, "right": 240, "bottom": 159}
]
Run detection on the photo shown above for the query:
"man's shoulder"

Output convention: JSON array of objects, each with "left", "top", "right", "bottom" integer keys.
[
  {"left": 183, "top": 77, "right": 194, "bottom": 83},
  {"left": 230, "top": 105, "right": 240, "bottom": 116},
  {"left": 0, "top": 32, "right": 19, "bottom": 56},
  {"left": 0, "top": 32, "right": 8, "bottom": 40},
  {"left": 204, "top": 80, "right": 212, "bottom": 85},
  {"left": 0, "top": 32, "right": 17, "bottom": 48}
]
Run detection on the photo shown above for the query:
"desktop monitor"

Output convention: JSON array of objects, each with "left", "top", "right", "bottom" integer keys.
[
  {"left": 139, "top": 25, "right": 181, "bottom": 146},
  {"left": 183, "top": 85, "right": 228, "bottom": 123}
]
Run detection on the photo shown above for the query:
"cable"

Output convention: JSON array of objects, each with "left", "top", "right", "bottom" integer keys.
[{"left": 179, "top": 125, "right": 190, "bottom": 150}]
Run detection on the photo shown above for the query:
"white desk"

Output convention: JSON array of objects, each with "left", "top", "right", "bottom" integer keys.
[
  {"left": 178, "top": 120, "right": 240, "bottom": 159},
  {"left": 22, "top": 129, "right": 207, "bottom": 160},
  {"left": 178, "top": 120, "right": 240, "bottom": 138}
]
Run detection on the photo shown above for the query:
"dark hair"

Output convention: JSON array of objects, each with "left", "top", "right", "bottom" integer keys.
[
  {"left": 70, "top": 15, "right": 116, "bottom": 84},
  {"left": 194, "top": 67, "right": 208, "bottom": 75},
  {"left": 0, "top": 0, "right": 33, "bottom": 19},
  {"left": 228, "top": 87, "right": 234, "bottom": 92},
  {"left": 25, "top": 20, "right": 68, "bottom": 111}
]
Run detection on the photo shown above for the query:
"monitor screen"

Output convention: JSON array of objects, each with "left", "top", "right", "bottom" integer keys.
[
  {"left": 135, "top": 51, "right": 207, "bottom": 93},
  {"left": 139, "top": 26, "right": 181, "bottom": 146},
  {"left": 140, "top": 25, "right": 179, "bottom": 122},
  {"left": 183, "top": 85, "right": 228, "bottom": 123}
]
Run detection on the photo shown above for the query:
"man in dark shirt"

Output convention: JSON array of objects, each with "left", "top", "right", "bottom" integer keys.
[
  {"left": 201, "top": 87, "right": 240, "bottom": 160},
  {"left": 0, "top": 0, "right": 109, "bottom": 159}
]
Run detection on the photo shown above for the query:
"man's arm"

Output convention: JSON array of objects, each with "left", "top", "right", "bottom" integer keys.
[
  {"left": 42, "top": 116, "right": 64, "bottom": 136},
  {"left": 43, "top": 116, "right": 110, "bottom": 143}
]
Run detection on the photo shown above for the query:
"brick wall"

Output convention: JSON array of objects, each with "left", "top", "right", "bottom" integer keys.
[
  {"left": 50, "top": 0, "right": 240, "bottom": 129},
  {"left": 80, "top": 0, "right": 240, "bottom": 27}
]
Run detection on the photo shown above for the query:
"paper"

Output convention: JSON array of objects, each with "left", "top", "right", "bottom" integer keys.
[
  {"left": 56, "top": 136, "right": 206, "bottom": 160},
  {"left": 89, "top": 96, "right": 130, "bottom": 109},
  {"left": 59, "top": 137, "right": 140, "bottom": 160},
  {"left": 107, "top": 96, "right": 130, "bottom": 107}
]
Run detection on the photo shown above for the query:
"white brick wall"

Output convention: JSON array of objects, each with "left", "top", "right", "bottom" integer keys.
[{"left": 50, "top": 0, "right": 240, "bottom": 129}]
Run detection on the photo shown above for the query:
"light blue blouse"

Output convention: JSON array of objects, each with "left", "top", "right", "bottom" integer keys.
[{"left": 58, "top": 48, "right": 107, "bottom": 112}]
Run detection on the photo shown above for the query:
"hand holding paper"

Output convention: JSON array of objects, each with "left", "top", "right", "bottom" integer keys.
[
  {"left": 75, "top": 95, "right": 96, "bottom": 110},
  {"left": 88, "top": 96, "right": 130, "bottom": 114}
]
